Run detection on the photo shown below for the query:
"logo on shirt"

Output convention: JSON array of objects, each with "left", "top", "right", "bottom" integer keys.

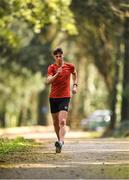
[{"left": 64, "top": 106, "right": 68, "bottom": 110}]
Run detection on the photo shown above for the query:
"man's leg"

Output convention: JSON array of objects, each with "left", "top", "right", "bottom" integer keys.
[
  {"left": 58, "top": 110, "right": 68, "bottom": 143},
  {"left": 52, "top": 113, "right": 60, "bottom": 140},
  {"left": 54, "top": 110, "right": 68, "bottom": 153}
]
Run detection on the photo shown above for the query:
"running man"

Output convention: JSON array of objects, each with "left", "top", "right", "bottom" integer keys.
[{"left": 47, "top": 48, "right": 78, "bottom": 153}]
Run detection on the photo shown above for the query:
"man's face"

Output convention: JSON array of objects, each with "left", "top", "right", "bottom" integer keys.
[{"left": 54, "top": 53, "right": 63, "bottom": 63}]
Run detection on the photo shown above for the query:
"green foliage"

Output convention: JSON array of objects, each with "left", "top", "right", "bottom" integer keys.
[
  {"left": 0, "top": 0, "right": 77, "bottom": 64},
  {"left": 17, "top": 35, "right": 53, "bottom": 74},
  {"left": 0, "top": 136, "right": 36, "bottom": 156},
  {"left": 71, "top": 1, "right": 115, "bottom": 93},
  {"left": 0, "top": 64, "right": 43, "bottom": 126},
  {"left": 0, "top": 0, "right": 77, "bottom": 34}
]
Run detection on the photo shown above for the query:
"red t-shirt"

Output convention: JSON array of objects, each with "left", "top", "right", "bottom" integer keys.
[{"left": 47, "top": 62, "right": 75, "bottom": 98}]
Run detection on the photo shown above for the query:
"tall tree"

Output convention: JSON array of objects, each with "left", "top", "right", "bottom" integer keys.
[
  {"left": 121, "top": 16, "right": 129, "bottom": 122},
  {"left": 108, "top": 37, "right": 121, "bottom": 130},
  {"left": 112, "top": 1, "right": 129, "bottom": 124},
  {"left": 70, "top": 0, "right": 118, "bottom": 129}
]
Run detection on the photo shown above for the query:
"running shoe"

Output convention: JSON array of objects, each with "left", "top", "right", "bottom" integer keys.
[{"left": 55, "top": 141, "right": 62, "bottom": 153}]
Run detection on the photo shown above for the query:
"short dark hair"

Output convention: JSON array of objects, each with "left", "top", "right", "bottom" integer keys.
[{"left": 53, "top": 48, "right": 63, "bottom": 55}]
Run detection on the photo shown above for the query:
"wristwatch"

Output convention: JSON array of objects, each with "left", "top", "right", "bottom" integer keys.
[{"left": 73, "top": 83, "right": 78, "bottom": 87}]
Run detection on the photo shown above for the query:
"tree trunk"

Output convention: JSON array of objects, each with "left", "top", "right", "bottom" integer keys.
[
  {"left": 121, "top": 17, "right": 129, "bottom": 122},
  {"left": 109, "top": 38, "right": 121, "bottom": 129},
  {"left": 17, "top": 109, "right": 23, "bottom": 126},
  {"left": 17, "top": 106, "right": 28, "bottom": 126},
  {"left": 68, "top": 56, "right": 88, "bottom": 129},
  {"left": 37, "top": 87, "right": 49, "bottom": 125},
  {"left": 0, "top": 111, "right": 6, "bottom": 128}
]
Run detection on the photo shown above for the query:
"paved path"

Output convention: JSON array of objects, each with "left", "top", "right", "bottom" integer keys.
[{"left": 0, "top": 128, "right": 129, "bottom": 179}]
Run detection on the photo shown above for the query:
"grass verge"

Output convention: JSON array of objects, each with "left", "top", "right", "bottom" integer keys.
[{"left": 0, "top": 137, "right": 37, "bottom": 158}]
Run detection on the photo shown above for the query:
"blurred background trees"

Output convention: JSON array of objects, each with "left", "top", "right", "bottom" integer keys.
[{"left": 0, "top": 0, "right": 129, "bottom": 136}]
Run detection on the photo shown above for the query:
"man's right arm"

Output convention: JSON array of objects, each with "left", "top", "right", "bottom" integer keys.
[
  {"left": 47, "top": 67, "right": 62, "bottom": 85},
  {"left": 47, "top": 73, "right": 58, "bottom": 84}
]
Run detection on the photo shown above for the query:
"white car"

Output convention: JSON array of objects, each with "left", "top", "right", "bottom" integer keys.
[{"left": 80, "top": 110, "right": 111, "bottom": 131}]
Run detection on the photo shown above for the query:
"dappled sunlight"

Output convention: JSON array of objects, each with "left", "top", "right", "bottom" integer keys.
[
  {"left": 66, "top": 131, "right": 102, "bottom": 138},
  {"left": 0, "top": 126, "right": 55, "bottom": 139},
  {"left": 0, "top": 125, "right": 103, "bottom": 139},
  {"left": 1, "top": 160, "right": 129, "bottom": 169},
  {"left": 0, "top": 126, "right": 54, "bottom": 135},
  {"left": 0, "top": 163, "right": 71, "bottom": 169},
  {"left": 64, "top": 149, "right": 129, "bottom": 153},
  {"left": 64, "top": 161, "right": 129, "bottom": 165}
]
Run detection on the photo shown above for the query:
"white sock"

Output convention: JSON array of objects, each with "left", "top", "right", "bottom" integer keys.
[{"left": 60, "top": 141, "right": 64, "bottom": 145}]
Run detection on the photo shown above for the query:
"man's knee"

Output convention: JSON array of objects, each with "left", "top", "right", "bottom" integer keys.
[{"left": 59, "top": 119, "right": 66, "bottom": 126}]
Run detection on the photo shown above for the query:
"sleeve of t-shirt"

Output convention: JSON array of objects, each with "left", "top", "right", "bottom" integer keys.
[
  {"left": 47, "top": 65, "right": 54, "bottom": 76},
  {"left": 70, "top": 64, "right": 75, "bottom": 74}
]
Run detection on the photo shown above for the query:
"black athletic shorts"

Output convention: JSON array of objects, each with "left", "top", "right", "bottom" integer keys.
[{"left": 49, "top": 97, "right": 70, "bottom": 113}]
